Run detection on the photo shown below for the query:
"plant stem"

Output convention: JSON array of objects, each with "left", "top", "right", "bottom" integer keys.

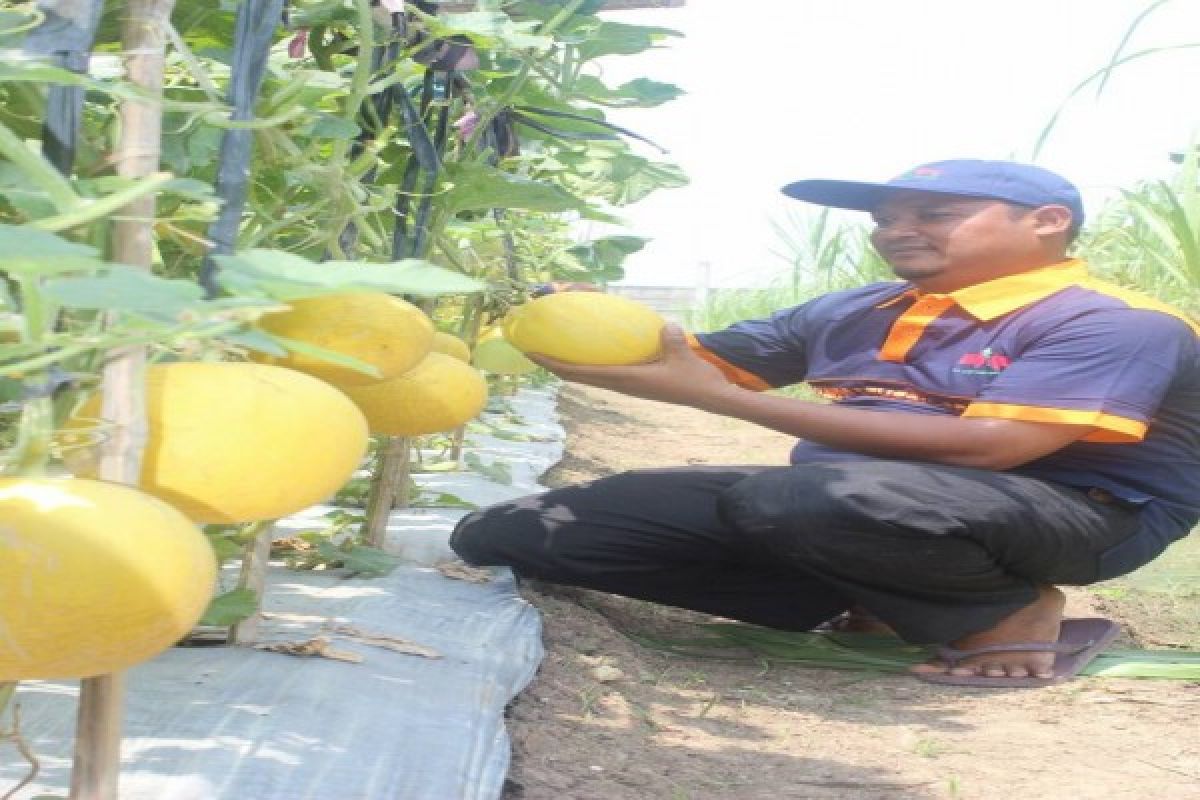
[
  {"left": 329, "top": 0, "right": 377, "bottom": 167},
  {"left": 0, "top": 121, "right": 80, "bottom": 212},
  {"left": 31, "top": 172, "right": 175, "bottom": 233},
  {"left": 10, "top": 397, "right": 53, "bottom": 478}
]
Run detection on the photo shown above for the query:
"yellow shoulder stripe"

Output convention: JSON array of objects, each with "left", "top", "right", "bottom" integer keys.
[
  {"left": 962, "top": 402, "right": 1147, "bottom": 443},
  {"left": 1077, "top": 277, "right": 1200, "bottom": 337}
]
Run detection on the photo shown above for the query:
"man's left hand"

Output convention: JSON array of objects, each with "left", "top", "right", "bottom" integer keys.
[{"left": 526, "top": 324, "right": 738, "bottom": 410}]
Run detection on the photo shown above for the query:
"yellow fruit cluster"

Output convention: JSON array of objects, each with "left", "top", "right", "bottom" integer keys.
[{"left": 21, "top": 292, "right": 490, "bottom": 681}]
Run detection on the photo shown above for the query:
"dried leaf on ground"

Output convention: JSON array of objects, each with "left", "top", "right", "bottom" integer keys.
[
  {"left": 437, "top": 560, "right": 494, "bottom": 584},
  {"left": 256, "top": 636, "right": 364, "bottom": 663},
  {"left": 327, "top": 623, "right": 442, "bottom": 659}
]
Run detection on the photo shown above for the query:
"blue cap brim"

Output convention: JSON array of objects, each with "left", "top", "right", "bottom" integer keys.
[{"left": 780, "top": 179, "right": 899, "bottom": 211}]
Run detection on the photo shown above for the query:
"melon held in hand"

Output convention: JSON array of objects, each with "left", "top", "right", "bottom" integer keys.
[
  {"left": 0, "top": 477, "right": 216, "bottom": 680},
  {"left": 502, "top": 292, "right": 665, "bottom": 365}
]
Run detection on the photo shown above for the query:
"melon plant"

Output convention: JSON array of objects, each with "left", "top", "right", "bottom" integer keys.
[
  {"left": 503, "top": 293, "right": 665, "bottom": 366},
  {"left": 0, "top": 477, "right": 217, "bottom": 680},
  {"left": 342, "top": 352, "right": 488, "bottom": 436},
  {"left": 64, "top": 362, "right": 369, "bottom": 523},
  {"left": 252, "top": 292, "right": 435, "bottom": 387},
  {"left": 471, "top": 327, "right": 538, "bottom": 376}
]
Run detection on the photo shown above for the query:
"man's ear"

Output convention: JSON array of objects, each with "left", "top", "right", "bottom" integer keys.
[{"left": 1030, "top": 204, "right": 1074, "bottom": 237}]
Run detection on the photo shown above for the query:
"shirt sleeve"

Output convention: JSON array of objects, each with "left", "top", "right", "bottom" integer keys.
[
  {"left": 962, "top": 309, "right": 1198, "bottom": 443},
  {"left": 690, "top": 302, "right": 816, "bottom": 390}
]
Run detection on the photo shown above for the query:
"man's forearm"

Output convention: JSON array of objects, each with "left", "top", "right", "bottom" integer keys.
[{"left": 696, "top": 385, "right": 1083, "bottom": 470}]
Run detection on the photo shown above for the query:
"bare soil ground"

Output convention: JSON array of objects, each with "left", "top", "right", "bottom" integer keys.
[{"left": 501, "top": 385, "right": 1200, "bottom": 800}]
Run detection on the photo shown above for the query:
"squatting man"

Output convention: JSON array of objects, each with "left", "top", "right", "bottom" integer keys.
[{"left": 451, "top": 159, "right": 1200, "bottom": 687}]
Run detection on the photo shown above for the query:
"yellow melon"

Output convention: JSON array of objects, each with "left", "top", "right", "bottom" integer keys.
[
  {"left": 253, "top": 291, "right": 434, "bottom": 386},
  {"left": 342, "top": 352, "right": 488, "bottom": 436},
  {"left": 471, "top": 327, "right": 538, "bottom": 376},
  {"left": 64, "top": 362, "right": 369, "bottom": 524},
  {"left": 0, "top": 477, "right": 216, "bottom": 680},
  {"left": 502, "top": 293, "right": 664, "bottom": 365},
  {"left": 429, "top": 331, "right": 471, "bottom": 362}
]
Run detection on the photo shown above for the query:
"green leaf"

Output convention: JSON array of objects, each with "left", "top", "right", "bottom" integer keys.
[
  {"left": 416, "top": 10, "right": 552, "bottom": 52},
  {"left": 262, "top": 333, "right": 383, "bottom": 380},
  {"left": 222, "top": 327, "right": 289, "bottom": 357},
  {"left": 0, "top": 376, "right": 22, "bottom": 404},
  {"left": 309, "top": 114, "right": 360, "bottom": 140},
  {"left": 0, "top": 61, "right": 145, "bottom": 101},
  {"left": 43, "top": 267, "right": 206, "bottom": 314},
  {"left": 199, "top": 588, "right": 260, "bottom": 627},
  {"left": 213, "top": 249, "right": 484, "bottom": 298},
  {"left": 414, "top": 491, "right": 478, "bottom": 510},
  {"left": 204, "top": 534, "right": 244, "bottom": 564},
  {"left": 571, "top": 76, "right": 685, "bottom": 108},
  {"left": 568, "top": 235, "right": 649, "bottom": 272},
  {"left": 573, "top": 20, "right": 681, "bottom": 61},
  {"left": 0, "top": 224, "right": 104, "bottom": 274},
  {"left": 441, "top": 162, "right": 587, "bottom": 214},
  {"left": 339, "top": 544, "right": 400, "bottom": 577},
  {"left": 556, "top": 145, "right": 688, "bottom": 206},
  {"left": 464, "top": 451, "right": 512, "bottom": 485}
]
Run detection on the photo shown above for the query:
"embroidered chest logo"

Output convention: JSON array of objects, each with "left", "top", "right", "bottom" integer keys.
[{"left": 952, "top": 347, "right": 1010, "bottom": 376}]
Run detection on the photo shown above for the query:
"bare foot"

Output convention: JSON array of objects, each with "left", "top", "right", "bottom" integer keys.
[{"left": 910, "top": 586, "right": 1066, "bottom": 680}]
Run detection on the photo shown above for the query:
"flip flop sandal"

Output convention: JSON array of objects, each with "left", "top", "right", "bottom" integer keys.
[{"left": 915, "top": 617, "right": 1121, "bottom": 688}]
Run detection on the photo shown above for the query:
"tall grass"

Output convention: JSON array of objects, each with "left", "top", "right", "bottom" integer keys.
[
  {"left": 685, "top": 208, "right": 892, "bottom": 332},
  {"left": 1081, "top": 148, "right": 1200, "bottom": 317}
]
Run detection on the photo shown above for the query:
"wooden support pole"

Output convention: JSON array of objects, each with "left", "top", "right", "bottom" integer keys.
[
  {"left": 363, "top": 437, "right": 412, "bottom": 549},
  {"left": 69, "top": 2, "right": 175, "bottom": 798},
  {"left": 228, "top": 521, "right": 275, "bottom": 645}
]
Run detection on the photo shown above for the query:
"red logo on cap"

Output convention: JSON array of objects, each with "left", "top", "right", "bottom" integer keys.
[{"left": 909, "top": 166, "right": 942, "bottom": 178}]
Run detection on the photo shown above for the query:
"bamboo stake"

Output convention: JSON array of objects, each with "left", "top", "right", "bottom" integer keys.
[
  {"left": 70, "top": 2, "right": 175, "bottom": 798},
  {"left": 363, "top": 437, "right": 412, "bottom": 549},
  {"left": 228, "top": 521, "right": 275, "bottom": 645}
]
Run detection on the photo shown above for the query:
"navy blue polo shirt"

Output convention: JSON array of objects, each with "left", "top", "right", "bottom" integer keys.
[{"left": 691, "top": 259, "right": 1200, "bottom": 577}]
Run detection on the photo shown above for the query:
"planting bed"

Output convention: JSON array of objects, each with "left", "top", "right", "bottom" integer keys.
[{"left": 1, "top": 388, "right": 563, "bottom": 800}]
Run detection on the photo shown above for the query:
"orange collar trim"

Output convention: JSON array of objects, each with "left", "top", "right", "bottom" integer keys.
[
  {"left": 874, "top": 259, "right": 1088, "bottom": 320},
  {"left": 948, "top": 259, "right": 1088, "bottom": 320}
]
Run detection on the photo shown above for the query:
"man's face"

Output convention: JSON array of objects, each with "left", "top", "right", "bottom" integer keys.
[{"left": 869, "top": 192, "right": 1047, "bottom": 291}]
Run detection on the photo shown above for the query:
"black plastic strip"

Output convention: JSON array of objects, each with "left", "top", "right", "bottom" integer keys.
[
  {"left": 199, "top": 0, "right": 285, "bottom": 297},
  {"left": 23, "top": 0, "right": 104, "bottom": 174}
]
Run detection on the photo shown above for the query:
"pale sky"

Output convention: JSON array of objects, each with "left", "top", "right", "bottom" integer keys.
[{"left": 593, "top": 0, "right": 1200, "bottom": 287}]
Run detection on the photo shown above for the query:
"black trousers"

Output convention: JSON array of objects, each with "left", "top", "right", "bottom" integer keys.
[{"left": 449, "top": 461, "right": 1142, "bottom": 643}]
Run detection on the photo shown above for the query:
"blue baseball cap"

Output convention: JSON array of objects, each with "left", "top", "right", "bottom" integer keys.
[{"left": 782, "top": 159, "right": 1085, "bottom": 230}]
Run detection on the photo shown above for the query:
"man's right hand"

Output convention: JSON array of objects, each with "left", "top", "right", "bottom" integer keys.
[{"left": 527, "top": 324, "right": 742, "bottom": 412}]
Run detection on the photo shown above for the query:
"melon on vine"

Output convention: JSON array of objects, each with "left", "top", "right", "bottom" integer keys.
[
  {"left": 342, "top": 352, "right": 488, "bottom": 436},
  {"left": 429, "top": 331, "right": 471, "bottom": 363},
  {"left": 0, "top": 477, "right": 216, "bottom": 680},
  {"left": 471, "top": 327, "right": 538, "bottom": 376},
  {"left": 253, "top": 291, "right": 434, "bottom": 386},
  {"left": 64, "top": 362, "right": 369, "bottom": 523}
]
